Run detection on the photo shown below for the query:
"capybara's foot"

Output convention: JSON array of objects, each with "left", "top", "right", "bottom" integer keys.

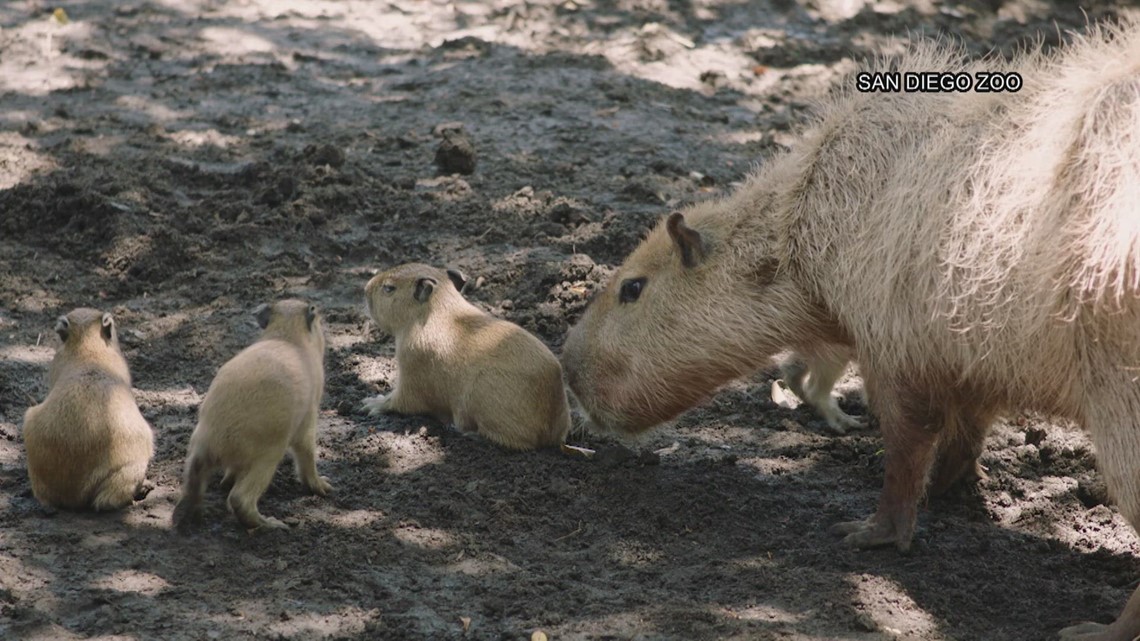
[
  {"left": 307, "top": 475, "right": 333, "bottom": 496},
  {"left": 820, "top": 401, "right": 868, "bottom": 435},
  {"left": 133, "top": 480, "right": 154, "bottom": 502},
  {"left": 361, "top": 393, "right": 392, "bottom": 416},
  {"left": 171, "top": 499, "right": 200, "bottom": 534},
  {"left": 831, "top": 513, "right": 914, "bottom": 552},
  {"left": 248, "top": 516, "right": 289, "bottom": 533}
]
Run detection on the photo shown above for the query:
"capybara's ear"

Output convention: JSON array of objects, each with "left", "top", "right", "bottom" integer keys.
[
  {"left": 101, "top": 313, "right": 115, "bottom": 341},
  {"left": 254, "top": 303, "right": 272, "bottom": 329},
  {"left": 55, "top": 315, "right": 70, "bottom": 342},
  {"left": 414, "top": 277, "right": 437, "bottom": 303},
  {"left": 445, "top": 268, "right": 468, "bottom": 292},
  {"left": 666, "top": 212, "right": 705, "bottom": 268},
  {"left": 306, "top": 304, "right": 318, "bottom": 330}
]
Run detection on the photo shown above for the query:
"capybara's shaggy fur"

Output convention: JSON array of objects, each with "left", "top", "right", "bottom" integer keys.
[
  {"left": 363, "top": 263, "right": 570, "bottom": 450},
  {"left": 172, "top": 299, "right": 330, "bottom": 532},
  {"left": 561, "top": 22, "right": 1140, "bottom": 640},
  {"left": 22, "top": 308, "right": 154, "bottom": 511}
]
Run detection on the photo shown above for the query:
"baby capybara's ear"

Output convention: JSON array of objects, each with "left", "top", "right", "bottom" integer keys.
[
  {"left": 101, "top": 313, "right": 115, "bottom": 342},
  {"left": 445, "top": 268, "right": 468, "bottom": 293},
  {"left": 254, "top": 303, "right": 272, "bottom": 329},
  {"left": 414, "top": 278, "right": 437, "bottom": 303},
  {"left": 55, "top": 315, "right": 70, "bottom": 342},
  {"left": 666, "top": 212, "right": 705, "bottom": 268}
]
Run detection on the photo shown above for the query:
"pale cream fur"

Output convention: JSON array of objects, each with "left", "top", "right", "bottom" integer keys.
[
  {"left": 22, "top": 308, "right": 154, "bottom": 511},
  {"left": 779, "top": 350, "right": 864, "bottom": 434},
  {"left": 363, "top": 263, "right": 570, "bottom": 450},
  {"left": 562, "top": 21, "right": 1140, "bottom": 641},
  {"left": 172, "top": 299, "right": 330, "bottom": 532}
]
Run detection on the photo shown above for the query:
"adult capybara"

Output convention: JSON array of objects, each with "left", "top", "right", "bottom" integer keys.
[
  {"left": 561, "top": 22, "right": 1140, "bottom": 640},
  {"left": 172, "top": 299, "right": 330, "bottom": 533},
  {"left": 363, "top": 263, "right": 570, "bottom": 450},
  {"left": 22, "top": 308, "right": 154, "bottom": 511}
]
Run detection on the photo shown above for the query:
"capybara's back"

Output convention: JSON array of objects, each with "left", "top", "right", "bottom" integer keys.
[{"left": 22, "top": 309, "right": 154, "bottom": 511}]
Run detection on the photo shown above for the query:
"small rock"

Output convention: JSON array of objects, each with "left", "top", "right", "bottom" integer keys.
[
  {"left": 1088, "top": 504, "right": 1115, "bottom": 525},
  {"left": 596, "top": 444, "right": 637, "bottom": 468},
  {"left": 535, "top": 222, "right": 567, "bottom": 237},
  {"left": 304, "top": 143, "right": 346, "bottom": 168},
  {"left": 853, "top": 611, "right": 877, "bottom": 632},
  {"left": 435, "top": 128, "right": 477, "bottom": 175},
  {"left": 549, "top": 201, "right": 592, "bottom": 226},
  {"left": 1076, "top": 477, "right": 1110, "bottom": 508},
  {"left": 1023, "top": 426, "right": 1047, "bottom": 447},
  {"left": 637, "top": 450, "right": 661, "bottom": 466}
]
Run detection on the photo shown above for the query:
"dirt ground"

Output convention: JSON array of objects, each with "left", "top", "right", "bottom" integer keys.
[{"left": 2, "top": 0, "right": 1139, "bottom": 639}]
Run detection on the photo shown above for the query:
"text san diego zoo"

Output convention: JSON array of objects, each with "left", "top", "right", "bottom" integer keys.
[{"left": 856, "top": 71, "right": 1023, "bottom": 93}]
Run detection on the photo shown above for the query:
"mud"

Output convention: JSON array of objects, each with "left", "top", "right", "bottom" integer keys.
[{"left": 1, "top": 1, "right": 1137, "bottom": 639}]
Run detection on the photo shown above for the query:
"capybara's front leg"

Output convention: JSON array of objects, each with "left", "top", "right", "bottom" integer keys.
[
  {"left": 361, "top": 391, "right": 393, "bottom": 415},
  {"left": 291, "top": 411, "right": 332, "bottom": 496},
  {"left": 362, "top": 385, "right": 425, "bottom": 417},
  {"left": 831, "top": 378, "right": 938, "bottom": 551}
]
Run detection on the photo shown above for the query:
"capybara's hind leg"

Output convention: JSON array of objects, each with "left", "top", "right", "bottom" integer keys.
[
  {"left": 227, "top": 460, "right": 286, "bottom": 532},
  {"left": 831, "top": 375, "right": 938, "bottom": 551},
  {"left": 291, "top": 415, "right": 332, "bottom": 496},
  {"left": 91, "top": 462, "right": 148, "bottom": 511},
  {"left": 172, "top": 452, "right": 210, "bottom": 532}
]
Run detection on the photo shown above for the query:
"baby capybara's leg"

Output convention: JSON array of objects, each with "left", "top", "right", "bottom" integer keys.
[
  {"left": 227, "top": 459, "right": 286, "bottom": 532},
  {"left": 91, "top": 462, "right": 148, "bottom": 511},
  {"left": 831, "top": 375, "right": 939, "bottom": 551},
  {"left": 782, "top": 353, "right": 865, "bottom": 434},
  {"left": 290, "top": 411, "right": 332, "bottom": 496}
]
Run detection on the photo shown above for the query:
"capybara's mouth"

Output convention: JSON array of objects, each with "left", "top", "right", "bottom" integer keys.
[{"left": 565, "top": 383, "right": 642, "bottom": 436}]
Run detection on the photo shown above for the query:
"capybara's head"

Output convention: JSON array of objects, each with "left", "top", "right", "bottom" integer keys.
[
  {"left": 562, "top": 208, "right": 802, "bottom": 435},
  {"left": 364, "top": 263, "right": 468, "bottom": 336},
  {"left": 49, "top": 308, "right": 128, "bottom": 386},
  {"left": 255, "top": 299, "right": 325, "bottom": 353},
  {"left": 56, "top": 307, "right": 118, "bottom": 349}
]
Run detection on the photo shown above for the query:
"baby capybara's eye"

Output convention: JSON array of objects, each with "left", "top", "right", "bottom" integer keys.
[{"left": 619, "top": 277, "right": 646, "bottom": 304}]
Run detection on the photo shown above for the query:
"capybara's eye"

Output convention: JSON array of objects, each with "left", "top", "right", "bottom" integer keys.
[
  {"left": 382, "top": 284, "right": 396, "bottom": 294},
  {"left": 619, "top": 277, "right": 646, "bottom": 304}
]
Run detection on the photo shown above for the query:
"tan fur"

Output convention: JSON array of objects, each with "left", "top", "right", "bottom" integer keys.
[
  {"left": 363, "top": 263, "right": 570, "bottom": 450},
  {"left": 172, "top": 299, "right": 330, "bottom": 532},
  {"left": 562, "top": 21, "right": 1140, "bottom": 640},
  {"left": 22, "top": 308, "right": 154, "bottom": 511}
]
